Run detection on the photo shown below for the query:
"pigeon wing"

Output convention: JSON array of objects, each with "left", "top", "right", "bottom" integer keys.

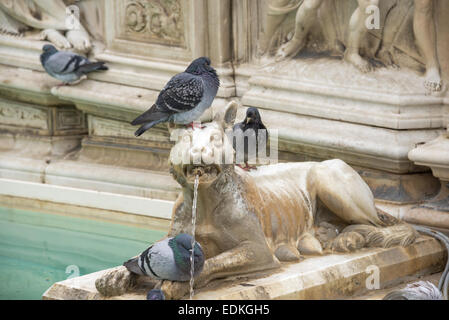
[
  {"left": 44, "top": 51, "right": 88, "bottom": 74},
  {"left": 156, "top": 73, "right": 204, "bottom": 113}
]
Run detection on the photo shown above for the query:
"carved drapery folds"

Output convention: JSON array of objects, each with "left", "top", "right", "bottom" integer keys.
[{"left": 123, "top": 0, "right": 185, "bottom": 47}]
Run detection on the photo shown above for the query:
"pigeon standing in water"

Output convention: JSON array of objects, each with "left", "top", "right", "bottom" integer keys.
[
  {"left": 383, "top": 281, "right": 444, "bottom": 300},
  {"left": 40, "top": 44, "right": 108, "bottom": 85},
  {"left": 123, "top": 233, "right": 205, "bottom": 281},
  {"left": 131, "top": 57, "right": 220, "bottom": 136},
  {"left": 232, "top": 107, "right": 268, "bottom": 170}
]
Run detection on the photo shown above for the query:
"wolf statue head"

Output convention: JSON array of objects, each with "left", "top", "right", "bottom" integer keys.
[{"left": 168, "top": 101, "right": 239, "bottom": 189}]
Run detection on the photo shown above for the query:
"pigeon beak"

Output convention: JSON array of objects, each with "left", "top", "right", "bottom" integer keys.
[{"left": 245, "top": 117, "right": 252, "bottom": 124}]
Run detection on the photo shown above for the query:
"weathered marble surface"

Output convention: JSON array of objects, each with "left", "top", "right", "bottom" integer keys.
[
  {"left": 0, "top": 0, "right": 446, "bottom": 301},
  {"left": 42, "top": 236, "right": 445, "bottom": 300}
]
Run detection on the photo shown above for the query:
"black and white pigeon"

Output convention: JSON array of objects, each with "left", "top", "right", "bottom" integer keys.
[
  {"left": 40, "top": 44, "right": 108, "bottom": 85},
  {"left": 131, "top": 57, "right": 220, "bottom": 136},
  {"left": 123, "top": 233, "right": 205, "bottom": 281},
  {"left": 147, "top": 289, "right": 165, "bottom": 300},
  {"left": 383, "top": 281, "right": 444, "bottom": 300},
  {"left": 232, "top": 107, "right": 268, "bottom": 170}
]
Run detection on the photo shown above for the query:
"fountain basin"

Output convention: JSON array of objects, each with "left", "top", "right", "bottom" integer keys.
[{"left": 42, "top": 236, "right": 445, "bottom": 300}]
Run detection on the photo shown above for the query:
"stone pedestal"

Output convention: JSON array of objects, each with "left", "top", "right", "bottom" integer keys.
[{"left": 42, "top": 236, "right": 445, "bottom": 300}]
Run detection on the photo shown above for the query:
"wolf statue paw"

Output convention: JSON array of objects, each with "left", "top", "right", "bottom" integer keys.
[{"left": 329, "top": 231, "right": 366, "bottom": 253}]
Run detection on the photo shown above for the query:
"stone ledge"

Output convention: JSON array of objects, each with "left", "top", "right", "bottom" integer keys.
[
  {"left": 377, "top": 201, "right": 449, "bottom": 232},
  {"left": 42, "top": 237, "right": 445, "bottom": 300},
  {"left": 242, "top": 58, "right": 448, "bottom": 130},
  {"left": 245, "top": 107, "right": 444, "bottom": 174},
  {"left": 0, "top": 64, "right": 229, "bottom": 124},
  {"left": 0, "top": 177, "right": 175, "bottom": 220},
  {"left": 409, "top": 134, "right": 449, "bottom": 181}
]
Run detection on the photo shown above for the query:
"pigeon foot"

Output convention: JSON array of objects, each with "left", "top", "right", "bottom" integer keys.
[{"left": 187, "top": 122, "right": 205, "bottom": 130}]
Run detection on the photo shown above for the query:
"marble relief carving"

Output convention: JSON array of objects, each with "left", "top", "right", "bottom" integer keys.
[
  {"left": 0, "top": 0, "right": 100, "bottom": 53},
  {"left": 259, "top": 0, "right": 446, "bottom": 94},
  {"left": 0, "top": 102, "right": 48, "bottom": 130},
  {"left": 123, "top": 0, "right": 185, "bottom": 47}
]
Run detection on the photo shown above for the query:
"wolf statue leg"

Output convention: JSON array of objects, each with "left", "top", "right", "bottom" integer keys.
[{"left": 307, "top": 159, "right": 417, "bottom": 252}]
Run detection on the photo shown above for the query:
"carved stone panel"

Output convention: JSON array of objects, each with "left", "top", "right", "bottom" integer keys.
[
  {"left": 0, "top": 98, "right": 49, "bottom": 131},
  {"left": 53, "top": 107, "right": 87, "bottom": 135},
  {"left": 121, "top": 0, "right": 186, "bottom": 47},
  {"left": 104, "top": 0, "right": 194, "bottom": 61},
  {"left": 0, "top": 97, "right": 86, "bottom": 136}
]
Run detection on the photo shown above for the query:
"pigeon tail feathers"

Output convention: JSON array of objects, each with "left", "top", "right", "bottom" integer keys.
[
  {"left": 123, "top": 257, "right": 145, "bottom": 276},
  {"left": 77, "top": 61, "right": 108, "bottom": 74},
  {"left": 134, "top": 116, "right": 169, "bottom": 136},
  {"left": 131, "top": 105, "right": 168, "bottom": 125}
]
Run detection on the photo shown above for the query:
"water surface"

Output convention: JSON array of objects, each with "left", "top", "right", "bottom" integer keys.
[{"left": 0, "top": 206, "right": 166, "bottom": 300}]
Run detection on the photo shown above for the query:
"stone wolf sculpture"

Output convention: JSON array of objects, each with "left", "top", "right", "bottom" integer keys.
[{"left": 95, "top": 101, "right": 418, "bottom": 299}]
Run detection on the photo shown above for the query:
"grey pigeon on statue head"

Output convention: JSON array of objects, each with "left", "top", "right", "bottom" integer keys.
[
  {"left": 123, "top": 233, "right": 205, "bottom": 281},
  {"left": 40, "top": 44, "right": 108, "bottom": 85},
  {"left": 131, "top": 56, "right": 220, "bottom": 136},
  {"left": 232, "top": 107, "right": 268, "bottom": 170},
  {"left": 383, "top": 281, "right": 444, "bottom": 300}
]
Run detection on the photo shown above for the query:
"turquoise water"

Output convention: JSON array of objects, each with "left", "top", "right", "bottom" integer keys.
[{"left": 0, "top": 206, "right": 166, "bottom": 300}]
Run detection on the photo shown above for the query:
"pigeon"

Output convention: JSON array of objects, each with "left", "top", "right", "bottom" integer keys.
[
  {"left": 232, "top": 107, "right": 268, "bottom": 170},
  {"left": 147, "top": 289, "right": 165, "bottom": 300},
  {"left": 40, "top": 44, "right": 108, "bottom": 85},
  {"left": 383, "top": 281, "right": 444, "bottom": 300},
  {"left": 123, "top": 233, "right": 205, "bottom": 281},
  {"left": 131, "top": 57, "right": 220, "bottom": 136}
]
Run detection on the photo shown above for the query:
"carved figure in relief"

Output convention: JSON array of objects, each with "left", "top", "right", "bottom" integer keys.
[
  {"left": 269, "top": 0, "right": 443, "bottom": 93},
  {"left": 0, "top": 0, "right": 103, "bottom": 53}
]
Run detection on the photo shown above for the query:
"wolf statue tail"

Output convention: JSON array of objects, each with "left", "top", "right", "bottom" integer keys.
[
  {"left": 342, "top": 223, "right": 418, "bottom": 249},
  {"left": 334, "top": 209, "right": 449, "bottom": 300}
]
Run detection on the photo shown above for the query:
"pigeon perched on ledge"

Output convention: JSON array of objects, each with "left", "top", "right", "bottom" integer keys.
[
  {"left": 124, "top": 233, "right": 205, "bottom": 281},
  {"left": 131, "top": 56, "right": 220, "bottom": 136},
  {"left": 40, "top": 44, "right": 108, "bottom": 85},
  {"left": 383, "top": 281, "right": 444, "bottom": 300}
]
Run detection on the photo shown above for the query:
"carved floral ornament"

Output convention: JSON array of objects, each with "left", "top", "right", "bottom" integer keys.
[{"left": 124, "top": 0, "right": 185, "bottom": 46}]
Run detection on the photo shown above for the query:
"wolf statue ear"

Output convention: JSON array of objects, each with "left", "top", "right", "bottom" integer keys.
[{"left": 214, "top": 100, "right": 238, "bottom": 129}]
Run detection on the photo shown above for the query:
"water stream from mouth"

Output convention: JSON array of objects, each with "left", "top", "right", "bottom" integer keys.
[{"left": 189, "top": 174, "right": 199, "bottom": 300}]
